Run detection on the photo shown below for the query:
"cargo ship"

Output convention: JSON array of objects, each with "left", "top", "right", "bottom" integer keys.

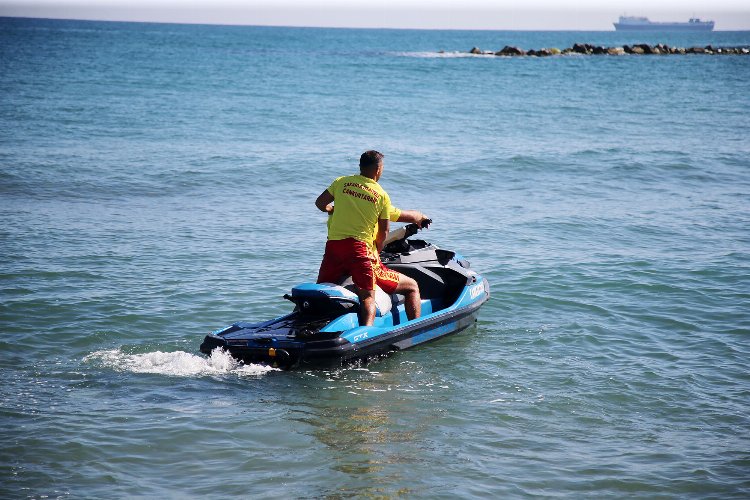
[{"left": 613, "top": 16, "right": 714, "bottom": 32}]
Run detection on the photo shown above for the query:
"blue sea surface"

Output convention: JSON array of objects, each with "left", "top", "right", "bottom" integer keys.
[{"left": 1, "top": 17, "right": 749, "bottom": 498}]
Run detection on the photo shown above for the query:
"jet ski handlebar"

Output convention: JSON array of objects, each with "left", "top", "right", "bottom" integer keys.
[{"left": 383, "top": 218, "right": 432, "bottom": 246}]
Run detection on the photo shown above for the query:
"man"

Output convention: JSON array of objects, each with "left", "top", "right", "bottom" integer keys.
[{"left": 315, "top": 150, "right": 430, "bottom": 326}]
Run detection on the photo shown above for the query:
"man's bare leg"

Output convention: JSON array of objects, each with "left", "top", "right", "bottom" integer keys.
[
  {"left": 356, "top": 288, "right": 377, "bottom": 326},
  {"left": 394, "top": 274, "right": 421, "bottom": 320}
]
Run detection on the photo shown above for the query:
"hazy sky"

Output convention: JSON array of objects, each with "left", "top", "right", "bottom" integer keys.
[{"left": 1, "top": 0, "right": 749, "bottom": 30}]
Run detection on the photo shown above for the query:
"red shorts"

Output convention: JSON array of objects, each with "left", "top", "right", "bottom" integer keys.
[{"left": 317, "top": 238, "right": 400, "bottom": 294}]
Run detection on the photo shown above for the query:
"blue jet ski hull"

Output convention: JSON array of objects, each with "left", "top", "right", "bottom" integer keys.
[{"left": 200, "top": 236, "right": 490, "bottom": 369}]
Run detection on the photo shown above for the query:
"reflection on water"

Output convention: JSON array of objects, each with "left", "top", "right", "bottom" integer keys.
[{"left": 289, "top": 363, "right": 447, "bottom": 497}]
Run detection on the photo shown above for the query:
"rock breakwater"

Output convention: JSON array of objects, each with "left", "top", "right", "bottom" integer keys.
[{"left": 467, "top": 43, "right": 750, "bottom": 56}]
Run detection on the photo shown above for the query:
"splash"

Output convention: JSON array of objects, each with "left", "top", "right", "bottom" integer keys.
[{"left": 83, "top": 348, "right": 278, "bottom": 377}]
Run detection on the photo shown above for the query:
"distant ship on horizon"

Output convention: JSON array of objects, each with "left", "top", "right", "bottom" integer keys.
[{"left": 613, "top": 16, "right": 715, "bottom": 32}]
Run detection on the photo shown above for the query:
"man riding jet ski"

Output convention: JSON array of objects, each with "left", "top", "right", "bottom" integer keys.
[
  {"left": 199, "top": 151, "right": 489, "bottom": 368},
  {"left": 314, "top": 150, "right": 431, "bottom": 327}
]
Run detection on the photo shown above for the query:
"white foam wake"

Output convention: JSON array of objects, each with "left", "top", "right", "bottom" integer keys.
[{"left": 83, "top": 348, "right": 278, "bottom": 377}]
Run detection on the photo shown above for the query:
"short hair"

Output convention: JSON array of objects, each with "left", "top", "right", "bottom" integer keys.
[{"left": 359, "top": 150, "right": 384, "bottom": 170}]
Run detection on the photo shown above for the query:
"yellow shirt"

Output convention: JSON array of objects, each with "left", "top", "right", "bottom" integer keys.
[{"left": 326, "top": 175, "right": 401, "bottom": 249}]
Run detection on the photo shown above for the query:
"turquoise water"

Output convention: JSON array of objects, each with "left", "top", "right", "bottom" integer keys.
[{"left": 1, "top": 17, "right": 750, "bottom": 498}]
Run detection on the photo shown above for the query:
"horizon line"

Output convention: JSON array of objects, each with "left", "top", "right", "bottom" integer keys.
[{"left": 3, "top": 15, "right": 750, "bottom": 32}]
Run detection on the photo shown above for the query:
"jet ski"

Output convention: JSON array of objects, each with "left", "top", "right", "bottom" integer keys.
[{"left": 200, "top": 222, "right": 490, "bottom": 369}]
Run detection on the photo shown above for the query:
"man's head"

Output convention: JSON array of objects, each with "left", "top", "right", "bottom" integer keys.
[{"left": 359, "top": 150, "right": 384, "bottom": 180}]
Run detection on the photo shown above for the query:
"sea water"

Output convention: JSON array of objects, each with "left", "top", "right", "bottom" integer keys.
[{"left": 1, "top": 17, "right": 749, "bottom": 498}]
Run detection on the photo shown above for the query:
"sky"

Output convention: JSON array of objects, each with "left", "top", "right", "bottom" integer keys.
[{"left": 1, "top": 0, "right": 749, "bottom": 30}]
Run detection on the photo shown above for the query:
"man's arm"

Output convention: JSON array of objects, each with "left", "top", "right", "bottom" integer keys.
[
  {"left": 396, "top": 209, "right": 430, "bottom": 228},
  {"left": 315, "top": 190, "right": 334, "bottom": 214},
  {"left": 375, "top": 218, "right": 389, "bottom": 253}
]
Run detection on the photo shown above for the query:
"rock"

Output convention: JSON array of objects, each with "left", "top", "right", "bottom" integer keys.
[
  {"left": 635, "top": 43, "right": 654, "bottom": 54},
  {"left": 496, "top": 45, "right": 525, "bottom": 56},
  {"left": 464, "top": 42, "right": 750, "bottom": 58}
]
